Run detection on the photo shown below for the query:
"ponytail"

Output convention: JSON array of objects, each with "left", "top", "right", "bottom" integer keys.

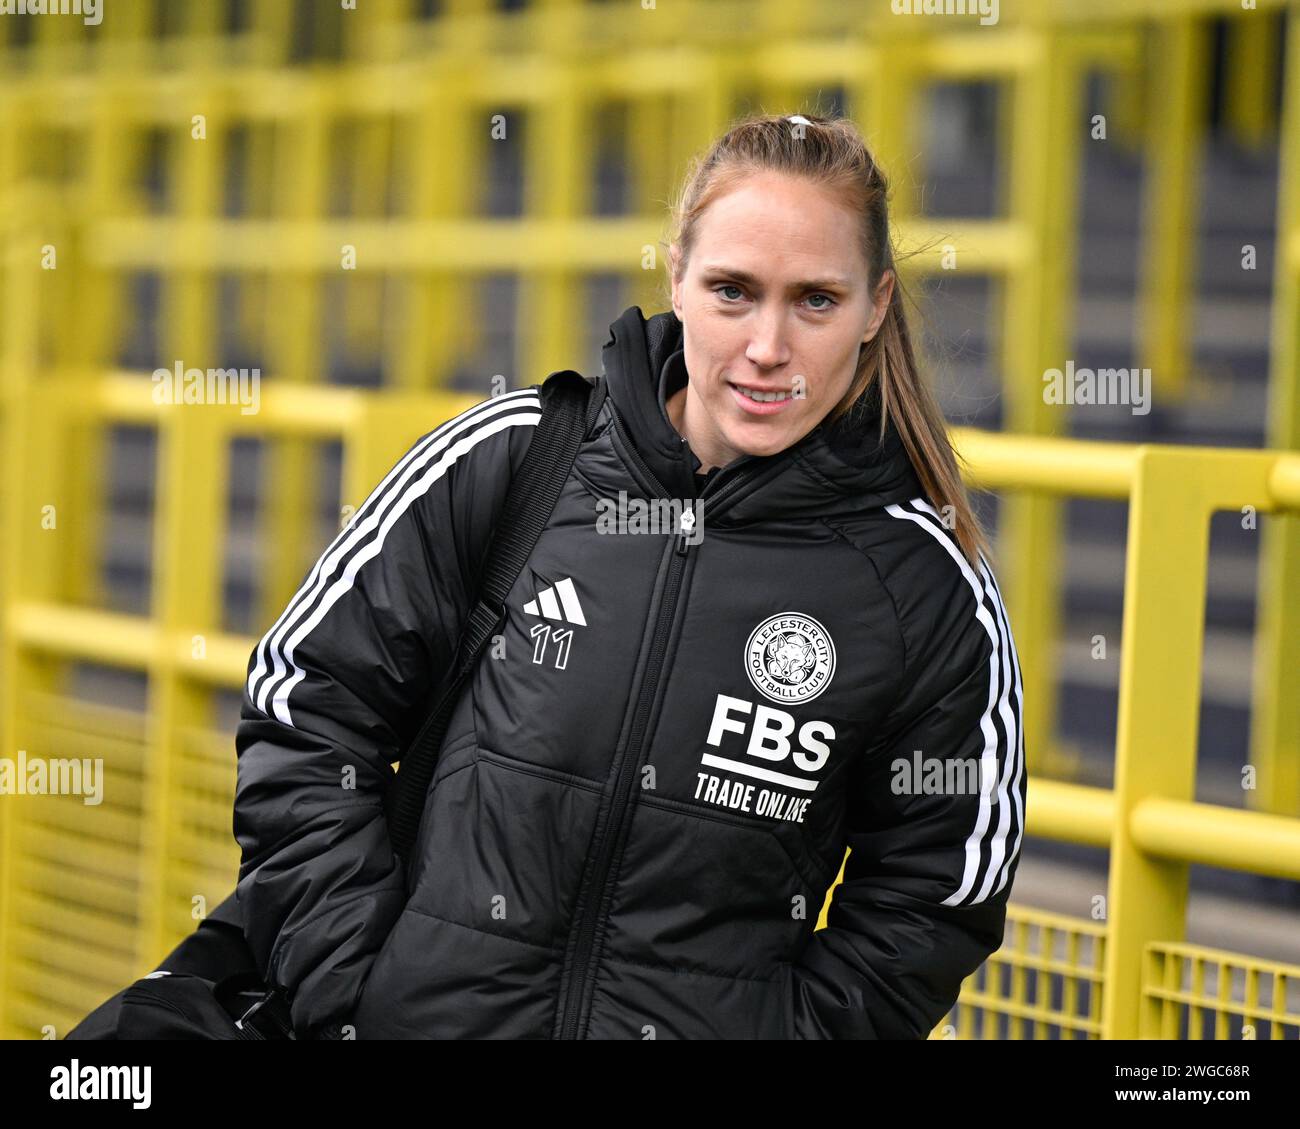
[{"left": 827, "top": 264, "right": 990, "bottom": 566}]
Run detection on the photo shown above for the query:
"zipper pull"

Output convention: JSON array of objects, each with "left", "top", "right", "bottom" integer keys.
[{"left": 675, "top": 507, "right": 697, "bottom": 556}]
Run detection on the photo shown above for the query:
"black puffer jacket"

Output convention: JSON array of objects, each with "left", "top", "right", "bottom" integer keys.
[{"left": 233, "top": 305, "right": 1027, "bottom": 1040}]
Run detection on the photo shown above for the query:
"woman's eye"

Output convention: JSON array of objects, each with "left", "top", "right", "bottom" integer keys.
[
  {"left": 716, "top": 284, "right": 744, "bottom": 302},
  {"left": 806, "top": 293, "right": 835, "bottom": 310}
]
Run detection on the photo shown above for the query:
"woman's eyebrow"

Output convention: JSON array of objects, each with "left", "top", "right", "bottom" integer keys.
[{"left": 700, "top": 265, "right": 853, "bottom": 292}]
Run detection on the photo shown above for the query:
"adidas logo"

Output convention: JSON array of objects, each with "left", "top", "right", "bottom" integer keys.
[{"left": 523, "top": 576, "right": 587, "bottom": 626}]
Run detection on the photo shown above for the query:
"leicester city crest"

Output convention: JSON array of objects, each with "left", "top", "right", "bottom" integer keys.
[{"left": 745, "top": 612, "right": 836, "bottom": 704}]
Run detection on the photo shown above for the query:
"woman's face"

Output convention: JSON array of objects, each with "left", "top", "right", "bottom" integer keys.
[{"left": 667, "top": 170, "right": 894, "bottom": 474}]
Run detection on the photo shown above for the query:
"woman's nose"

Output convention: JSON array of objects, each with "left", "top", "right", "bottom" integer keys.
[{"left": 744, "top": 309, "right": 792, "bottom": 369}]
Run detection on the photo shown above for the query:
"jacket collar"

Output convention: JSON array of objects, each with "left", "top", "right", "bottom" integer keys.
[{"left": 599, "top": 305, "right": 923, "bottom": 523}]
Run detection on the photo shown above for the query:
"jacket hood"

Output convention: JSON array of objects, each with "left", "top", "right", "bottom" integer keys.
[{"left": 599, "top": 305, "right": 924, "bottom": 523}]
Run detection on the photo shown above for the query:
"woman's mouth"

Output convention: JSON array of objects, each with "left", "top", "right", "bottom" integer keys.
[{"left": 729, "top": 382, "right": 794, "bottom": 415}]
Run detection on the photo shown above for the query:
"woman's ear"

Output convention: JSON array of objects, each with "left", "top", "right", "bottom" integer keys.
[{"left": 862, "top": 269, "right": 895, "bottom": 346}]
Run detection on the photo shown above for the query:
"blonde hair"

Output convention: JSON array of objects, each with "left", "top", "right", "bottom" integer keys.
[{"left": 661, "top": 110, "right": 989, "bottom": 566}]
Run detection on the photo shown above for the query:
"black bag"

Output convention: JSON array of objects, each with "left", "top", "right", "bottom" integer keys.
[
  {"left": 65, "top": 370, "right": 602, "bottom": 1040},
  {"left": 64, "top": 891, "right": 276, "bottom": 1040}
]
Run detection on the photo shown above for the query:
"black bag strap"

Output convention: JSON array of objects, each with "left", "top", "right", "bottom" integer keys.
[{"left": 384, "top": 370, "right": 600, "bottom": 864}]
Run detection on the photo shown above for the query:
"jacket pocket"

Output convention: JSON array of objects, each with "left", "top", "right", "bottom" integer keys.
[
  {"left": 649, "top": 794, "right": 837, "bottom": 899},
  {"left": 476, "top": 742, "right": 605, "bottom": 794}
]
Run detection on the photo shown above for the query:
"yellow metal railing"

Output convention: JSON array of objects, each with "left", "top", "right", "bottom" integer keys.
[
  {"left": 2, "top": 0, "right": 1297, "bottom": 1042},
  {"left": 0, "top": 374, "right": 480, "bottom": 1038},
  {"left": 1254, "top": 12, "right": 1300, "bottom": 822},
  {"left": 928, "top": 428, "right": 1300, "bottom": 1038},
  {"left": 1144, "top": 944, "right": 1298, "bottom": 1040},
  {"left": 934, "top": 905, "right": 1108, "bottom": 1040}
]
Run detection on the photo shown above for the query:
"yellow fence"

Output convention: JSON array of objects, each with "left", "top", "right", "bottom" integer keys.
[
  {"left": 0, "top": 372, "right": 479, "bottom": 1038},
  {"left": 0, "top": 0, "right": 1297, "bottom": 1041},
  {"left": 933, "top": 427, "right": 1300, "bottom": 1039}
]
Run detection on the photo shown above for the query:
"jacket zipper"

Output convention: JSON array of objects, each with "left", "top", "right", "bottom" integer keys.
[{"left": 553, "top": 410, "right": 755, "bottom": 1039}]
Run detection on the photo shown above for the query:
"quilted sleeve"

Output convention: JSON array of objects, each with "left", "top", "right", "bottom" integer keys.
[{"left": 788, "top": 498, "right": 1027, "bottom": 1038}]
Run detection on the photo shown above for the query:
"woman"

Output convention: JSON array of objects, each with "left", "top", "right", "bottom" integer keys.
[{"left": 233, "top": 111, "right": 1027, "bottom": 1040}]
